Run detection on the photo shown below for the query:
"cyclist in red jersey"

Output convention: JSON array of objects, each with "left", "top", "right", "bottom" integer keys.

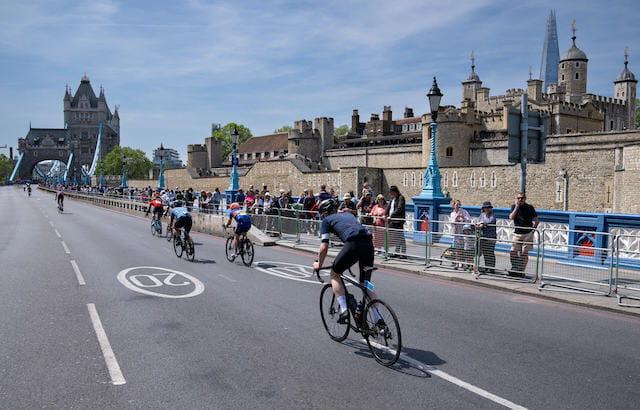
[{"left": 145, "top": 192, "right": 165, "bottom": 222}]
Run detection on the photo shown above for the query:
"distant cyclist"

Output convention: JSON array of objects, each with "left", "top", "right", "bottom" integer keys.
[
  {"left": 56, "top": 188, "right": 64, "bottom": 210},
  {"left": 145, "top": 192, "right": 165, "bottom": 226},
  {"left": 27, "top": 183, "right": 32, "bottom": 196},
  {"left": 225, "top": 202, "right": 252, "bottom": 259},
  {"left": 312, "top": 198, "right": 381, "bottom": 325},
  {"left": 166, "top": 200, "right": 192, "bottom": 242}
]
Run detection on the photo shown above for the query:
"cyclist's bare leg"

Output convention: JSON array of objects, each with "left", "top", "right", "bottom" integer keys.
[{"left": 330, "top": 270, "right": 346, "bottom": 297}]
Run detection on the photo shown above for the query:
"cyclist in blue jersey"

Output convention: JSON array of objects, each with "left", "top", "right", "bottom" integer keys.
[
  {"left": 166, "top": 200, "right": 192, "bottom": 240},
  {"left": 312, "top": 198, "right": 380, "bottom": 324},
  {"left": 225, "top": 202, "right": 252, "bottom": 259}
]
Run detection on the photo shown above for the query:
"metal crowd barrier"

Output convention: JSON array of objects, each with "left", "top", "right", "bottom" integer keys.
[
  {"left": 615, "top": 234, "right": 640, "bottom": 307},
  {"left": 539, "top": 228, "right": 615, "bottom": 296}
]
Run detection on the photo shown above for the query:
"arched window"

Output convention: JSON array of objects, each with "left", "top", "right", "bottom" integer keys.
[
  {"left": 446, "top": 147, "right": 453, "bottom": 157},
  {"left": 561, "top": 74, "right": 565, "bottom": 81},
  {"left": 411, "top": 173, "right": 416, "bottom": 187},
  {"left": 452, "top": 171, "right": 458, "bottom": 187},
  {"left": 575, "top": 62, "right": 580, "bottom": 68},
  {"left": 402, "top": 172, "right": 408, "bottom": 187},
  {"left": 479, "top": 171, "right": 486, "bottom": 188},
  {"left": 490, "top": 172, "right": 497, "bottom": 188},
  {"left": 443, "top": 172, "right": 449, "bottom": 187},
  {"left": 561, "top": 63, "right": 565, "bottom": 69},
  {"left": 575, "top": 72, "right": 579, "bottom": 80},
  {"left": 470, "top": 172, "right": 476, "bottom": 188}
]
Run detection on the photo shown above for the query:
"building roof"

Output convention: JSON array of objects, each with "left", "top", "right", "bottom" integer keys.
[
  {"left": 562, "top": 44, "right": 587, "bottom": 61},
  {"left": 616, "top": 51, "right": 637, "bottom": 83},
  {"left": 71, "top": 76, "right": 99, "bottom": 108},
  {"left": 394, "top": 117, "right": 422, "bottom": 125},
  {"left": 238, "top": 132, "right": 288, "bottom": 153}
]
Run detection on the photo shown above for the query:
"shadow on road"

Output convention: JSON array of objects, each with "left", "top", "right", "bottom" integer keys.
[
  {"left": 342, "top": 339, "right": 445, "bottom": 378},
  {"left": 192, "top": 258, "right": 217, "bottom": 264}
]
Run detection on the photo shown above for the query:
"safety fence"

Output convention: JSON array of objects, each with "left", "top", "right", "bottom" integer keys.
[{"left": 39, "top": 187, "right": 640, "bottom": 307}]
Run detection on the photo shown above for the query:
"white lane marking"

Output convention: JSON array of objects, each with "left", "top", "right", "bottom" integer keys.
[
  {"left": 49, "top": 221, "right": 55, "bottom": 228},
  {"left": 117, "top": 267, "right": 205, "bottom": 299},
  {"left": 364, "top": 339, "right": 527, "bottom": 409},
  {"left": 70, "top": 260, "right": 86, "bottom": 286},
  {"left": 61, "top": 241, "right": 71, "bottom": 254},
  {"left": 54, "top": 229, "right": 62, "bottom": 238},
  {"left": 86, "top": 304, "right": 126, "bottom": 385},
  {"left": 218, "top": 274, "right": 237, "bottom": 283},
  {"left": 254, "top": 261, "right": 330, "bottom": 284}
]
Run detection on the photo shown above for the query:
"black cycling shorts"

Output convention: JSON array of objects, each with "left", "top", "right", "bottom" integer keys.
[
  {"left": 332, "top": 235, "right": 375, "bottom": 283},
  {"left": 174, "top": 215, "right": 192, "bottom": 234},
  {"left": 152, "top": 207, "right": 164, "bottom": 217}
]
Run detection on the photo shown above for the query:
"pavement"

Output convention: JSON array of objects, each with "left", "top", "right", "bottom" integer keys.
[{"left": 1, "top": 185, "right": 640, "bottom": 409}]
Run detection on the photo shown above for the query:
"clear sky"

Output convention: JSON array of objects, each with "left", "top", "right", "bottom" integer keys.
[{"left": 1, "top": 0, "right": 638, "bottom": 161}]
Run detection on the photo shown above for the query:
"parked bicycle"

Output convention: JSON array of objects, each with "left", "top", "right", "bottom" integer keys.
[
  {"left": 314, "top": 264, "right": 402, "bottom": 366},
  {"left": 172, "top": 230, "right": 195, "bottom": 261},
  {"left": 224, "top": 226, "right": 254, "bottom": 266}
]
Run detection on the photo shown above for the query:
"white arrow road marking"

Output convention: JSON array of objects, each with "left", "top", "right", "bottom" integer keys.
[{"left": 87, "top": 304, "right": 126, "bottom": 385}]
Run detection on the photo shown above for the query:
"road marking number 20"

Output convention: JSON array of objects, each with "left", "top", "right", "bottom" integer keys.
[{"left": 117, "top": 267, "right": 205, "bottom": 299}]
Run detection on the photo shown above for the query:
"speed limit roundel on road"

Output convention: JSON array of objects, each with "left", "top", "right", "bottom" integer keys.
[{"left": 117, "top": 267, "right": 205, "bottom": 299}]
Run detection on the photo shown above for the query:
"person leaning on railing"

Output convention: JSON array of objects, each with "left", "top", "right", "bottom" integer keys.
[
  {"left": 370, "top": 194, "right": 387, "bottom": 253},
  {"left": 386, "top": 186, "right": 407, "bottom": 259},
  {"left": 449, "top": 199, "right": 471, "bottom": 269},
  {"left": 508, "top": 192, "right": 539, "bottom": 277},
  {"left": 477, "top": 201, "right": 497, "bottom": 273}
]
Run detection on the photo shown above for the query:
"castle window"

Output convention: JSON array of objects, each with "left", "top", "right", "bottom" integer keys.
[
  {"left": 452, "top": 171, "right": 458, "bottom": 187},
  {"left": 490, "top": 172, "right": 497, "bottom": 188},
  {"left": 575, "top": 72, "right": 579, "bottom": 80},
  {"left": 402, "top": 172, "right": 408, "bottom": 187},
  {"left": 610, "top": 120, "right": 614, "bottom": 129},
  {"left": 443, "top": 172, "right": 449, "bottom": 187},
  {"left": 445, "top": 147, "right": 453, "bottom": 157},
  {"left": 479, "top": 171, "right": 486, "bottom": 188},
  {"left": 575, "top": 62, "right": 579, "bottom": 68},
  {"left": 411, "top": 173, "right": 416, "bottom": 187},
  {"left": 561, "top": 63, "right": 565, "bottom": 69},
  {"left": 295, "top": 140, "right": 300, "bottom": 146},
  {"left": 561, "top": 74, "right": 565, "bottom": 81},
  {"left": 470, "top": 172, "right": 476, "bottom": 188}
]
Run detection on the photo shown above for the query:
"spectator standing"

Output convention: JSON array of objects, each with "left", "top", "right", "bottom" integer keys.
[
  {"left": 449, "top": 199, "right": 471, "bottom": 269},
  {"left": 370, "top": 194, "right": 387, "bottom": 252},
  {"left": 199, "top": 190, "right": 209, "bottom": 211},
  {"left": 356, "top": 190, "right": 374, "bottom": 225},
  {"left": 235, "top": 189, "right": 245, "bottom": 207},
  {"left": 339, "top": 193, "right": 357, "bottom": 216},
  {"left": 386, "top": 186, "right": 406, "bottom": 258},
  {"left": 477, "top": 201, "right": 497, "bottom": 273},
  {"left": 212, "top": 188, "right": 222, "bottom": 213},
  {"left": 185, "top": 188, "right": 195, "bottom": 210},
  {"left": 318, "top": 184, "right": 331, "bottom": 201},
  {"left": 362, "top": 181, "right": 374, "bottom": 197},
  {"left": 509, "top": 192, "right": 539, "bottom": 277}
]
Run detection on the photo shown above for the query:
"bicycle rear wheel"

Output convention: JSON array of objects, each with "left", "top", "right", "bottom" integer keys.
[
  {"left": 173, "top": 236, "right": 184, "bottom": 258},
  {"left": 225, "top": 237, "right": 235, "bottom": 262},
  {"left": 241, "top": 238, "right": 254, "bottom": 266},
  {"left": 166, "top": 226, "right": 173, "bottom": 242},
  {"left": 319, "top": 284, "right": 350, "bottom": 342},
  {"left": 363, "top": 299, "right": 402, "bottom": 366},
  {"left": 185, "top": 237, "right": 195, "bottom": 261},
  {"left": 151, "top": 221, "right": 157, "bottom": 236}
]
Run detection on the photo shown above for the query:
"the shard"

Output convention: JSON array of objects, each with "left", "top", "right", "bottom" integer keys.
[{"left": 540, "top": 10, "right": 560, "bottom": 91}]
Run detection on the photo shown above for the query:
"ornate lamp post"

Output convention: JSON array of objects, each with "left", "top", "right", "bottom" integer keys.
[
  {"left": 121, "top": 152, "right": 128, "bottom": 189},
  {"left": 225, "top": 126, "right": 240, "bottom": 203},
  {"left": 158, "top": 143, "right": 166, "bottom": 189},
  {"left": 420, "top": 77, "right": 444, "bottom": 198}
]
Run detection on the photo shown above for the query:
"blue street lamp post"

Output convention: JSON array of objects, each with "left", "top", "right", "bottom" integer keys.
[
  {"left": 225, "top": 126, "right": 240, "bottom": 203},
  {"left": 412, "top": 77, "right": 449, "bottom": 242},
  {"left": 121, "top": 153, "right": 127, "bottom": 190},
  {"left": 158, "top": 143, "right": 166, "bottom": 190}
]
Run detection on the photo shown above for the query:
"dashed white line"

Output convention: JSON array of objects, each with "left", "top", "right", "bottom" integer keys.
[
  {"left": 86, "top": 304, "right": 126, "bottom": 385},
  {"left": 218, "top": 274, "right": 237, "bottom": 283},
  {"left": 54, "top": 229, "right": 62, "bottom": 238},
  {"left": 365, "top": 339, "right": 527, "bottom": 410},
  {"left": 70, "top": 260, "right": 86, "bottom": 285},
  {"left": 61, "top": 241, "right": 71, "bottom": 254}
]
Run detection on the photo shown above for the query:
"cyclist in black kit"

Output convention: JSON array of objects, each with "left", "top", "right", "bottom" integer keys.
[{"left": 312, "top": 198, "right": 379, "bottom": 324}]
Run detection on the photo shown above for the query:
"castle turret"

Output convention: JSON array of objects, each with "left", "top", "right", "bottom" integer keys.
[
  {"left": 462, "top": 51, "right": 482, "bottom": 104},
  {"left": 558, "top": 20, "right": 588, "bottom": 102},
  {"left": 614, "top": 47, "right": 637, "bottom": 130}
]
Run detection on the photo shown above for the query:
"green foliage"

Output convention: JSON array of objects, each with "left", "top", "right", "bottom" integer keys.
[
  {"left": 0, "top": 154, "right": 13, "bottom": 183},
  {"left": 335, "top": 124, "right": 349, "bottom": 138},
  {"left": 274, "top": 125, "right": 292, "bottom": 133},
  {"left": 99, "top": 146, "right": 153, "bottom": 179},
  {"left": 212, "top": 123, "right": 253, "bottom": 159}
]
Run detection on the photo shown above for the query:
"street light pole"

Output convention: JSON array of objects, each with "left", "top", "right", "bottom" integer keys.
[
  {"left": 419, "top": 77, "right": 444, "bottom": 198},
  {"left": 158, "top": 143, "right": 165, "bottom": 189},
  {"left": 226, "top": 126, "right": 240, "bottom": 203},
  {"left": 121, "top": 153, "right": 127, "bottom": 189}
]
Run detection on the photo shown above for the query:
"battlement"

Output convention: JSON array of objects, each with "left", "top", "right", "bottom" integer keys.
[
  {"left": 187, "top": 144, "right": 207, "bottom": 152},
  {"left": 588, "top": 94, "right": 626, "bottom": 106}
]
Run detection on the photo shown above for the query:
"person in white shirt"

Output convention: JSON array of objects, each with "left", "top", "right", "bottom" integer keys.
[{"left": 449, "top": 199, "right": 471, "bottom": 269}]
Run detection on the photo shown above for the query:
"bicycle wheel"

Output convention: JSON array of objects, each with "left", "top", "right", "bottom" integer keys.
[
  {"left": 185, "top": 237, "right": 195, "bottom": 261},
  {"left": 319, "top": 284, "right": 350, "bottom": 342},
  {"left": 173, "top": 235, "right": 184, "bottom": 258},
  {"left": 241, "top": 238, "right": 254, "bottom": 266},
  {"left": 225, "top": 237, "right": 235, "bottom": 262},
  {"left": 151, "top": 221, "right": 157, "bottom": 236},
  {"left": 166, "top": 226, "right": 173, "bottom": 242},
  {"left": 363, "top": 299, "right": 402, "bottom": 366}
]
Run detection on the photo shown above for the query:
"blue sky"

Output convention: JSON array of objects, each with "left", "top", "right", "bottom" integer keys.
[{"left": 1, "top": 0, "right": 638, "bottom": 161}]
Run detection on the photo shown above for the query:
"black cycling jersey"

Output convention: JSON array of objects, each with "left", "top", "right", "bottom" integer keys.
[{"left": 320, "top": 212, "right": 370, "bottom": 243}]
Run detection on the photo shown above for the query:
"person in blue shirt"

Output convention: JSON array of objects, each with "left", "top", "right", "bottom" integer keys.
[
  {"left": 312, "top": 198, "right": 380, "bottom": 325},
  {"left": 166, "top": 200, "right": 192, "bottom": 240},
  {"left": 225, "top": 202, "right": 252, "bottom": 259}
]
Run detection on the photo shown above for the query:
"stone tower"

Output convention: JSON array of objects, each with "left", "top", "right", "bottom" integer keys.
[
  {"left": 614, "top": 47, "right": 637, "bottom": 130},
  {"left": 462, "top": 51, "right": 482, "bottom": 103},
  {"left": 558, "top": 20, "right": 588, "bottom": 103},
  {"left": 540, "top": 10, "right": 560, "bottom": 91}
]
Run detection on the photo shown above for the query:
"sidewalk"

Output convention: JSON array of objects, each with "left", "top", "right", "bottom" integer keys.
[{"left": 276, "top": 239, "right": 640, "bottom": 318}]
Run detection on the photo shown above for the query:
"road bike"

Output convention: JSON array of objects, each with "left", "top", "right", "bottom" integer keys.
[
  {"left": 149, "top": 215, "right": 162, "bottom": 236},
  {"left": 314, "top": 264, "right": 402, "bottom": 366},
  {"left": 224, "top": 226, "right": 254, "bottom": 266},
  {"left": 57, "top": 202, "right": 64, "bottom": 214},
  {"left": 172, "top": 229, "right": 195, "bottom": 261}
]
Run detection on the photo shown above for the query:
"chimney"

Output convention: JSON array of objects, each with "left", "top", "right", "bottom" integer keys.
[
  {"left": 370, "top": 113, "right": 380, "bottom": 121},
  {"left": 351, "top": 109, "right": 360, "bottom": 133},
  {"left": 383, "top": 106, "right": 392, "bottom": 122},
  {"left": 404, "top": 107, "right": 414, "bottom": 118}
]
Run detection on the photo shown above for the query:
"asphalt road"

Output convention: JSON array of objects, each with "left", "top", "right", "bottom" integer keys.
[{"left": 1, "top": 186, "right": 639, "bottom": 409}]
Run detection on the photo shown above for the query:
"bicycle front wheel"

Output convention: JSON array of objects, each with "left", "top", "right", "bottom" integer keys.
[
  {"left": 151, "top": 221, "right": 157, "bottom": 236},
  {"left": 225, "top": 237, "right": 235, "bottom": 262},
  {"left": 166, "top": 227, "right": 173, "bottom": 242},
  {"left": 319, "top": 284, "right": 350, "bottom": 342},
  {"left": 364, "top": 299, "right": 402, "bottom": 366},
  {"left": 241, "top": 238, "right": 254, "bottom": 266},
  {"left": 173, "top": 236, "right": 184, "bottom": 258},
  {"left": 185, "top": 237, "right": 195, "bottom": 261}
]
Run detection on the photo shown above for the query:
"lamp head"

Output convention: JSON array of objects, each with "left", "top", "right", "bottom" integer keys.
[{"left": 427, "top": 76, "right": 443, "bottom": 120}]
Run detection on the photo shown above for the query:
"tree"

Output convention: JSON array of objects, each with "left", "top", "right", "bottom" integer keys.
[
  {"left": 212, "top": 123, "right": 253, "bottom": 159},
  {"left": 274, "top": 125, "right": 292, "bottom": 133},
  {"left": 97, "top": 146, "right": 153, "bottom": 179},
  {"left": 0, "top": 154, "right": 13, "bottom": 183},
  {"left": 335, "top": 124, "right": 349, "bottom": 138}
]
